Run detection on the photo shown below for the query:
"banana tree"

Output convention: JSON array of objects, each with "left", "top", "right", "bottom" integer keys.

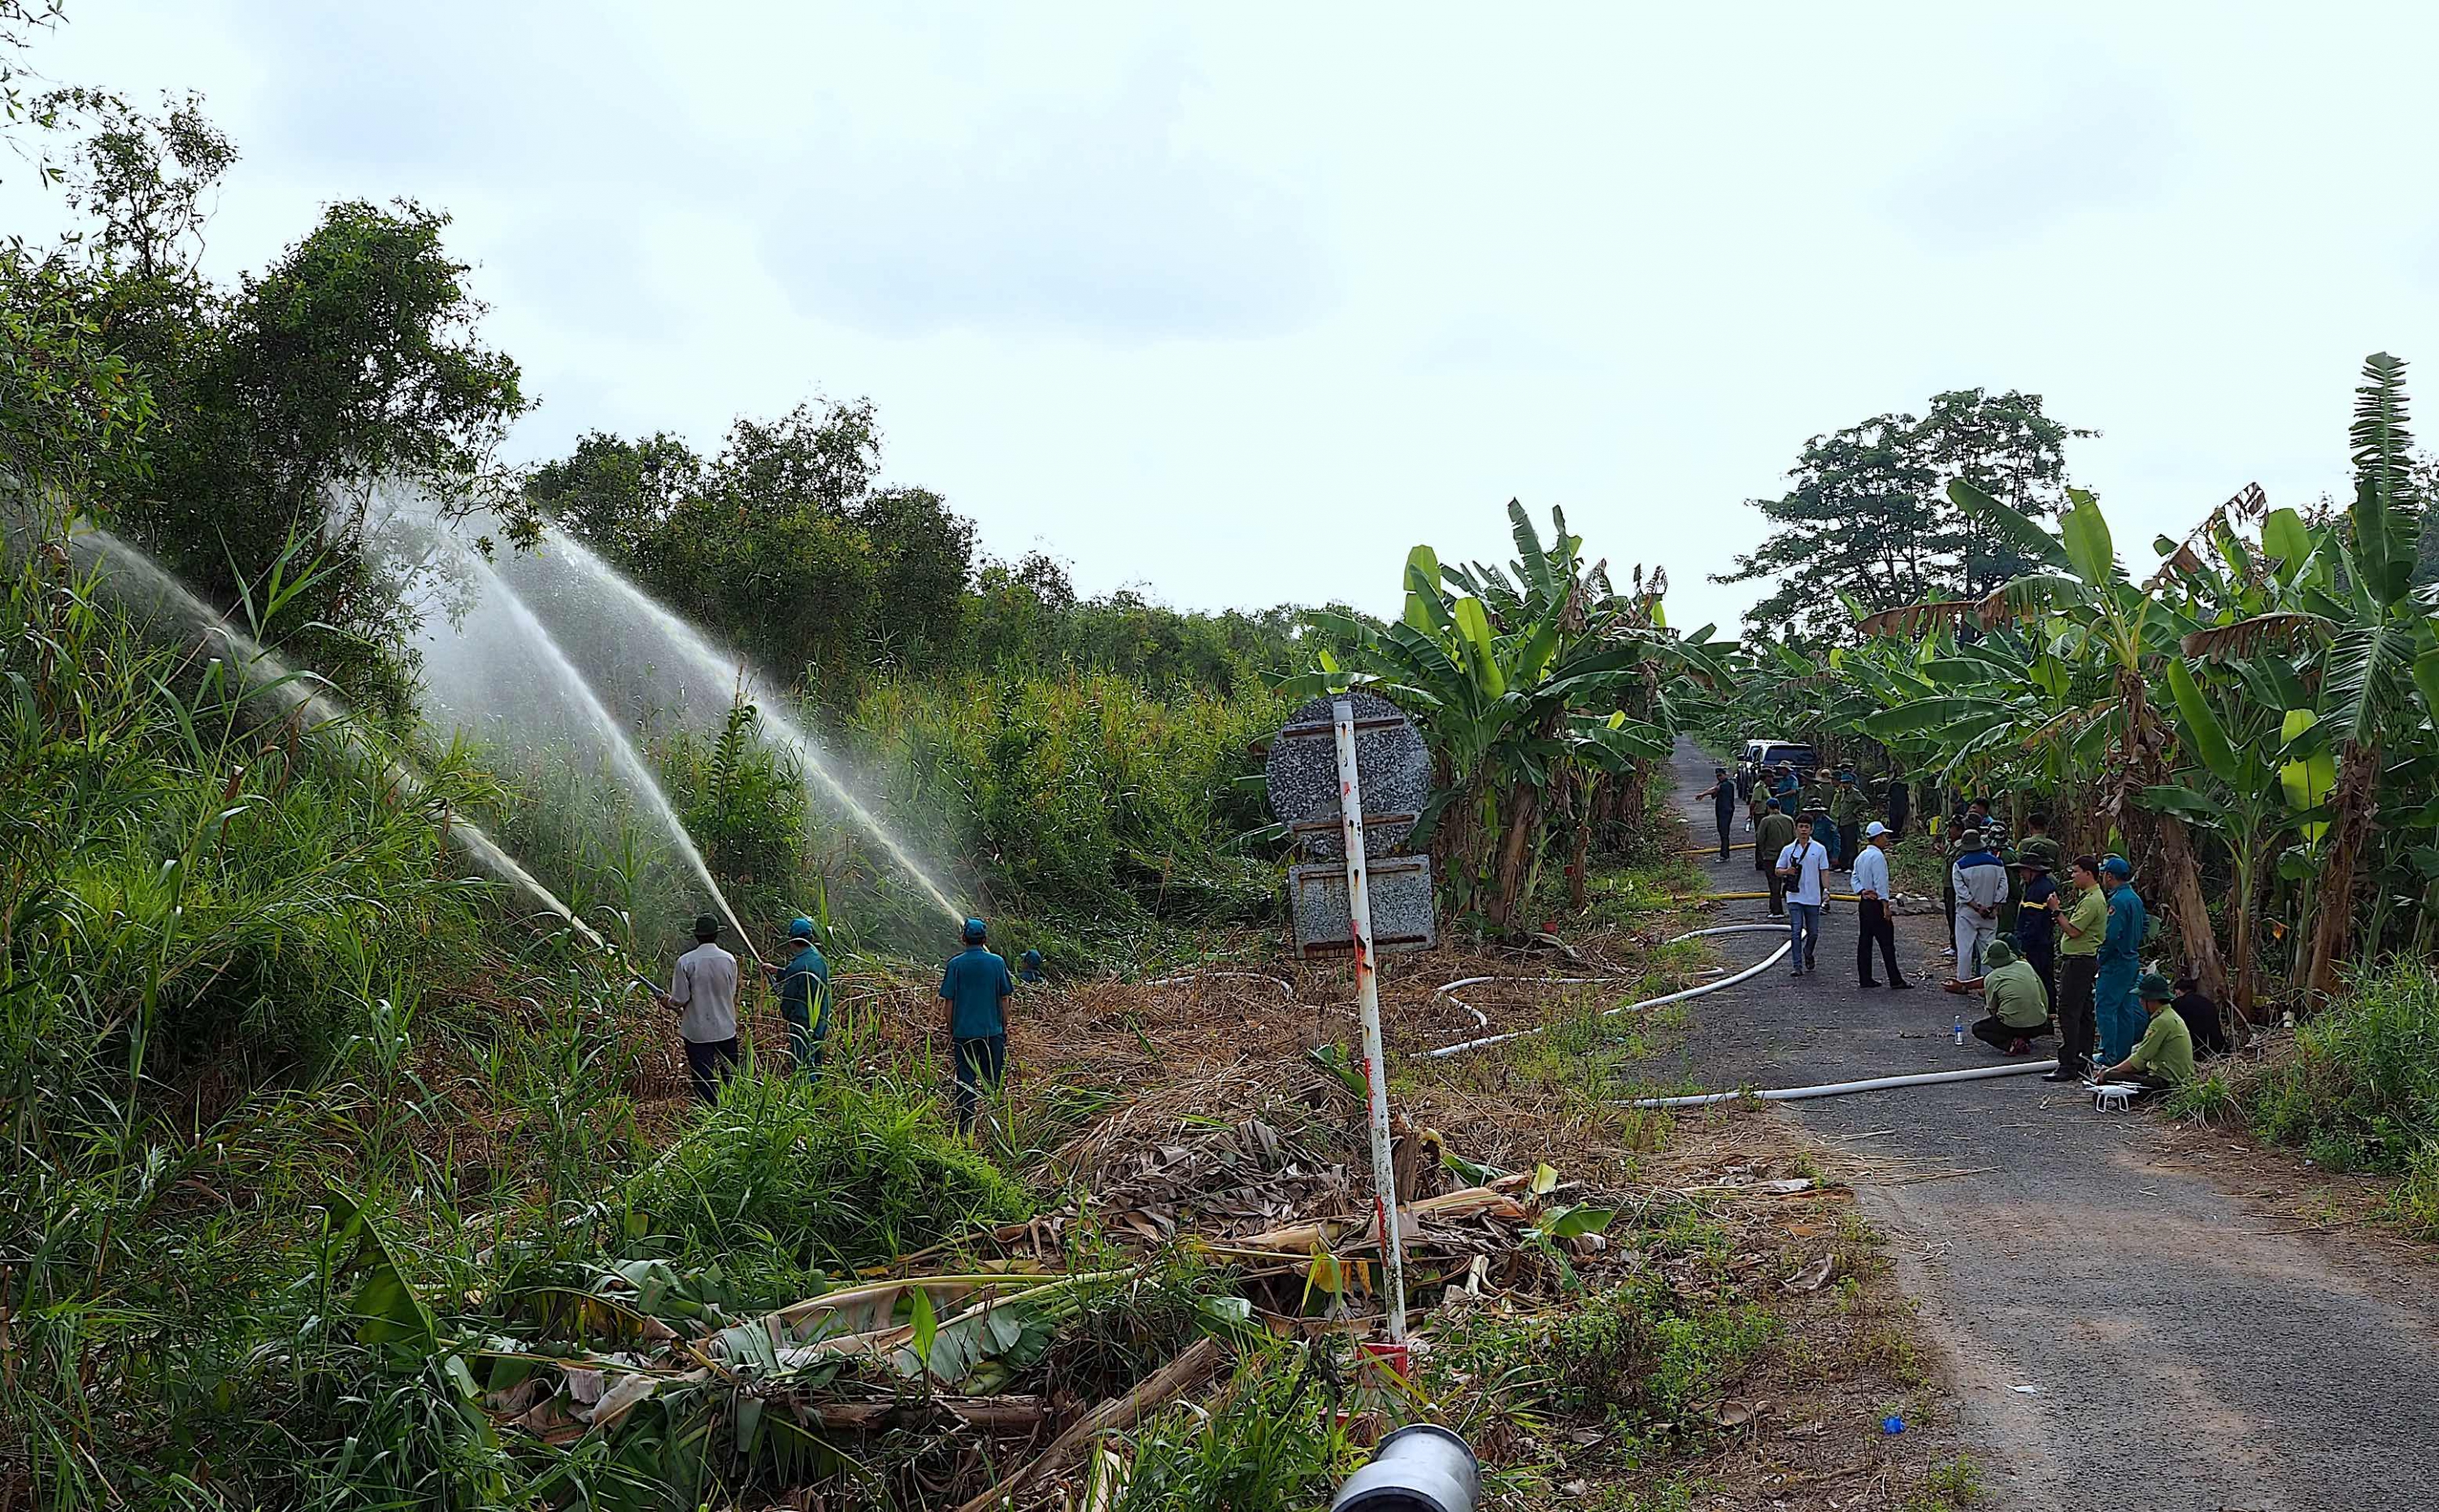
[
  {"left": 1901, "top": 480, "right": 2235, "bottom": 1001},
  {"left": 2204, "top": 355, "right": 2439, "bottom": 999},
  {"left": 1285, "top": 502, "right": 1712, "bottom": 930}
]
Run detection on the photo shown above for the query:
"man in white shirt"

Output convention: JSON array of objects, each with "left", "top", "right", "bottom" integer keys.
[
  {"left": 661, "top": 912, "right": 742, "bottom": 1102},
  {"left": 1776, "top": 816, "right": 1833, "bottom": 976},
  {"left": 1849, "top": 821, "right": 1911, "bottom": 990},
  {"left": 1949, "top": 828, "right": 2008, "bottom": 977}
]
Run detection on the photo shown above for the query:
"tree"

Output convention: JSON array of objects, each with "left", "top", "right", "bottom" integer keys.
[
  {"left": 1719, "top": 389, "right": 2089, "bottom": 644},
  {"left": 1289, "top": 502, "right": 1728, "bottom": 931},
  {"left": 1916, "top": 388, "right": 2090, "bottom": 596},
  {"left": 529, "top": 429, "right": 706, "bottom": 563},
  {"left": 1714, "top": 414, "right": 1941, "bottom": 644}
]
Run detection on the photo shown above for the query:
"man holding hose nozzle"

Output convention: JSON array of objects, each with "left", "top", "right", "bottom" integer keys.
[
  {"left": 940, "top": 916, "right": 1015, "bottom": 1135},
  {"left": 659, "top": 913, "right": 741, "bottom": 1102}
]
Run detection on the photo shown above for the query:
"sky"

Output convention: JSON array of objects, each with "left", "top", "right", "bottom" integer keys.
[{"left": 11, "top": 2, "right": 2439, "bottom": 633}]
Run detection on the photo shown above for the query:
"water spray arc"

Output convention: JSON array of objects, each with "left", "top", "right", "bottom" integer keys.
[
  {"left": 533, "top": 528, "right": 967, "bottom": 927},
  {"left": 443, "top": 544, "right": 763, "bottom": 965},
  {"left": 67, "top": 528, "right": 605, "bottom": 949}
]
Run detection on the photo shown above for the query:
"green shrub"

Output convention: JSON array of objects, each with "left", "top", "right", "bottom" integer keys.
[
  {"left": 1116, "top": 1342, "right": 1358, "bottom": 1512},
  {"left": 846, "top": 672, "right": 1285, "bottom": 934},
  {"left": 2239, "top": 960, "right": 2439, "bottom": 1172},
  {"left": 627, "top": 1067, "right": 1028, "bottom": 1291}
]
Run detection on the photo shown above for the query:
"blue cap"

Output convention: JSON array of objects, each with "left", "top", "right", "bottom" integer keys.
[
  {"left": 963, "top": 917, "right": 987, "bottom": 944},
  {"left": 2101, "top": 855, "right": 2132, "bottom": 880},
  {"left": 788, "top": 916, "right": 815, "bottom": 940}
]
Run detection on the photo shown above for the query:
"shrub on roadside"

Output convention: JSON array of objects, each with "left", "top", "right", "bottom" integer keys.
[
  {"left": 2237, "top": 960, "right": 2439, "bottom": 1174},
  {"left": 626, "top": 1067, "right": 1028, "bottom": 1293}
]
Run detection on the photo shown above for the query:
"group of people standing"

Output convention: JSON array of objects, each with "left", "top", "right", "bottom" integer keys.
[
  {"left": 655, "top": 912, "right": 1037, "bottom": 1132},
  {"left": 1704, "top": 761, "right": 2223, "bottom": 1091}
]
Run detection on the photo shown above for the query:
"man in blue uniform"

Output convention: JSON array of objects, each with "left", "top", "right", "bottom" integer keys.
[
  {"left": 2094, "top": 856, "right": 2150, "bottom": 1068},
  {"left": 766, "top": 916, "right": 832, "bottom": 1077},
  {"left": 940, "top": 917, "right": 1015, "bottom": 1134}
]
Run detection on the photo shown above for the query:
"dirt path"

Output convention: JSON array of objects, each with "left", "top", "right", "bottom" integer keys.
[{"left": 1657, "top": 738, "right": 2439, "bottom": 1512}]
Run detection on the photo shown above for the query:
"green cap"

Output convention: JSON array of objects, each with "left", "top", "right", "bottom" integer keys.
[
  {"left": 2138, "top": 971, "right": 2173, "bottom": 1001},
  {"left": 1985, "top": 940, "right": 2016, "bottom": 969}
]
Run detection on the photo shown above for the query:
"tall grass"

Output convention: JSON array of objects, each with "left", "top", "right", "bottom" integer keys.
[
  {"left": 2237, "top": 958, "right": 2439, "bottom": 1234},
  {"left": 627, "top": 1068, "right": 1030, "bottom": 1299},
  {"left": 0, "top": 540, "right": 1060, "bottom": 1507},
  {"left": 846, "top": 672, "right": 1287, "bottom": 950}
]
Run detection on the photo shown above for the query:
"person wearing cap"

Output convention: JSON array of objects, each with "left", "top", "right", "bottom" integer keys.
[
  {"left": 939, "top": 917, "right": 1015, "bottom": 1134},
  {"left": 661, "top": 913, "right": 741, "bottom": 1102},
  {"left": 1772, "top": 763, "right": 1802, "bottom": 815},
  {"left": 1697, "top": 765, "right": 1740, "bottom": 862},
  {"left": 2094, "top": 855, "right": 2150, "bottom": 1068},
  {"left": 1803, "top": 773, "right": 1842, "bottom": 868},
  {"left": 1832, "top": 769, "right": 1867, "bottom": 874},
  {"left": 1944, "top": 938, "right": 2053, "bottom": 1054},
  {"left": 2096, "top": 973, "right": 2193, "bottom": 1089},
  {"left": 765, "top": 917, "right": 833, "bottom": 1076},
  {"left": 1949, "top": 828, "right": 2008, "bottom": 977},
  {"left": 1018, "top": 949, "right": 1046, "bottom": 985},
  {"left": 2013, "top": 845, "right": 2060, "bottom": 1015},
  {"left": 1754, "top": 797, "right": 1796, "bottom": 918},
  {"left": 2046, "top": 854, "right": 2107, "bottom": 1081},
  {"left": 1849, "top": 820, "right": 1911, "bottom": 990}
]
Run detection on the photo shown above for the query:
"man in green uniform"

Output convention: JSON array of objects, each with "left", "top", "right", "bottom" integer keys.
[
  {"left": 939, "top": 917, "right": 1015, "bottom": 1134},
  {"left": 1832, "top": 768, "right": 1868, "bottom": 875},
  {"left": 1754, "top": 799, "right": 1796, "bottom": 918},
  {"left": 765, "top": 916, "right": 832, "bottom": 1077},
  {"left": 1944, "top": 939, "right": 2053, "bottom": 1055},
  {"left": 2046, "top": 854, "right": 2107, "bottom": 1081},
  {"left": 2097, "top": 973, "right": 2193, "bottom": 1089}
]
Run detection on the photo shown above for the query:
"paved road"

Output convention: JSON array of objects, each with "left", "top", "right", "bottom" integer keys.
[{"left": 1659, "top": 738, "right": 2439, "bottom": 1512}]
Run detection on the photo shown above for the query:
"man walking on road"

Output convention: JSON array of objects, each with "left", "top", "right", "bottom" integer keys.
[
  {"left": 1754, "top": 799, "right": 1795, "bottom": 918},
  {"left": 1698, "top": 765, "right": 1739, "bottom": 862},
  {"left": 1776, "top": 815, "right": 1832, "bottom": 976},
  {"left": 1850, "top": 821, "right": 1910, "bottom": 989},
  {"left": 662, "top": 913, "right": 742, "bottom": 1103},
  {"left": 939, "top": 916, "right": 1015, "bottom": 1135},
  {"left": 2094, "top": 856, "right": 2150, "bottom": 1069},
  {"left": 1950, "top": 828, "right": 2007, "bottom": 976}
]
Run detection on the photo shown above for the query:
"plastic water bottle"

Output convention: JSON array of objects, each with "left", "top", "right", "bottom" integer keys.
[{"left": 1952, "top": 1014, "right": 1965, "bottom": 1047}]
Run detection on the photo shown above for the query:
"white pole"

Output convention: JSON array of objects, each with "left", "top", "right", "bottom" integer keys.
[{"left": 1333, "top": 697, "right": 1407, "bottom": 1344}]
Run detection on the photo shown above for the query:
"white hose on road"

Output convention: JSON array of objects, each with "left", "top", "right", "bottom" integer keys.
[
  {"left": 1424, "top": 924, "right": 1792, "bottom": 1059},
  {"left": 1621, "top": 1060, "right": 2052, "bottom": 1109},
  {"left": 1433, "top": 974, "right": 1624, "bottom": 1031}
]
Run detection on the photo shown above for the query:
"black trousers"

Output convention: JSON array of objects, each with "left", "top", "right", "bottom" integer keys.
[
  {"left": 954, "top": 1034, "right": 1007, "bottom": 1132},
  {"left": 684, "top": 1036, "right": 740, "bottom": 1103},
  {"left": 1972, "top": 1015, "right": 2052, "bottom": 1051},
  {"left": 1715, "top": 806, "right": 1737, "bottom": 861},
  {"left": 2057, "top": 955, "right": 2098, "bottom": 1075},
  {"left": 1856, "top": 898, "right": 1906, "bottom": 985},
  {"left": 1758, "top": 862, "right": 1785, "bottom": 916},
  {"left": 2022, "top": 942, "right": 2058, "bottom": 1023}
]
